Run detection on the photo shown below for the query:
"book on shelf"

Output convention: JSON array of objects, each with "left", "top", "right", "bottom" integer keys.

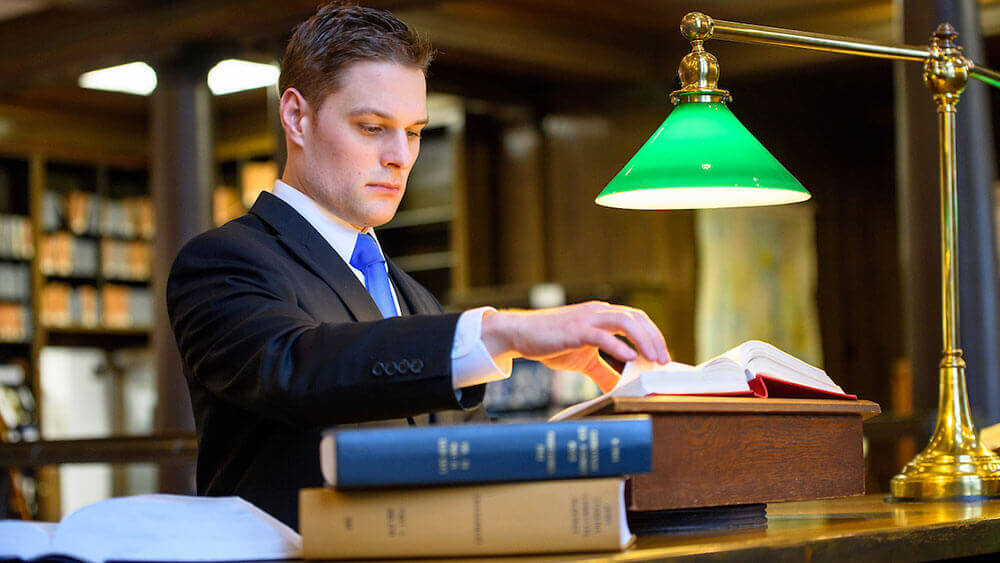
[
  {"left": 45, "top": 190, "right": 154, "bottom": 240},
  {"left": 0, "top": 494, "right": 301, "bottom": 563},
  {"left": 320, "top": 416, "right": 652, "bottom": 489},
  {"left": 40, "top": 283, "right": 151, "bottom": 330},
  {"left": 553, "top": 340, "right": 854, "bottom": 421},
  {"left": 101, "top": 238, "right": 150, "bottom": 280},
  {"left": 0, "top": 214, "right": 33, "bottom": 260},
  {"left": 0, "top": 263, "right": 31, "bottom": 301},
  {"left": 0, "top": 302, "right": 30, "bottom": 342},
  {"left": 39, "top": 233, "right": 98, "bottom": 277},
  {"left": 0, "top": 362, "right": 37, "bottom": 443},
  {"left": 300, "top": 477, "right": 631, "bottom": 559}
]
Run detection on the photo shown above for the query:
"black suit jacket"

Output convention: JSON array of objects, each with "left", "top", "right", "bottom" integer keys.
[{"left": 167, "top": 192, "right": 486, "bottom": 529}]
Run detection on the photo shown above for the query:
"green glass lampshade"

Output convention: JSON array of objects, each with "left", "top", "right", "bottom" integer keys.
[{"left": 596, "top": 102, "right": 810, "bottom": 209}]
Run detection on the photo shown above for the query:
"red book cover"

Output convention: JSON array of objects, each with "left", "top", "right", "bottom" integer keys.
[
  {"left": 644, "top": 373, "right": 856, "bottom": 400},
  {"left": 754, "top": 374, "right": 857, "bottom": 400}
]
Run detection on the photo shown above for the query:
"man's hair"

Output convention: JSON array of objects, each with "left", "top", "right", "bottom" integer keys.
[{"left": 280, "top": 2, "right": 435, "bottom": 109}]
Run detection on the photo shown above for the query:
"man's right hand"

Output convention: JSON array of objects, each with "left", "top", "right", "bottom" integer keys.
[{"left": 480, "top": 301, "right": 670, "bottom": 393}]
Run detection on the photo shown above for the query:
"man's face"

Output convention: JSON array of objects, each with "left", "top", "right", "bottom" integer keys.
[{"left": 297, "top": 61, "right": 427, "bottom": 229}]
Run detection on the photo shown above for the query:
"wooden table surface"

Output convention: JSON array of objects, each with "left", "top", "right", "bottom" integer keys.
[{"left": 363, "top": 494, "right": 1000, "bottom": 563}]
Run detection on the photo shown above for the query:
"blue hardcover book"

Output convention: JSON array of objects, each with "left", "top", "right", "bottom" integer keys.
[{"left": 320, "top": 415, "right": 652, "bottom": 489}]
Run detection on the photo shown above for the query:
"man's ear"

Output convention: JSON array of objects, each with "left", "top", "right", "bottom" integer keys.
[{"left": 280, "top": 88, "right": 311, "bottom": 150}]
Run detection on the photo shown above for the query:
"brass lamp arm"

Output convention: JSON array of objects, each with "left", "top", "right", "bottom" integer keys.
[
  {"left": 709, "top": 16, "right": 929, "bottom": 61},
  {"left": 970, "top": 64, "right": 1000, "bottom": 88},
  {"left": 687, "top": 13, "right": 1000, "bottom": 89}
]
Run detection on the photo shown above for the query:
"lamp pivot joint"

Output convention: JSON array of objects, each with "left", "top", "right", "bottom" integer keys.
[
  {"left": 680, "top": 12, "right": 714, "bottom": 42},
  {"left": 924, "top": 23, "right": 972, "bottom": 105},
  {"left": 671, "top": 22, "right": 731, "bottom": 105}
]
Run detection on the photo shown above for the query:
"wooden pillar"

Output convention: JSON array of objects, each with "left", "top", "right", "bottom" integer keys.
[
  {"left": 895, "top": 0, "right": 1000, "bottom": 422},
  {"left": 150, "top": 53, "right": 214, "bottom": 494}
]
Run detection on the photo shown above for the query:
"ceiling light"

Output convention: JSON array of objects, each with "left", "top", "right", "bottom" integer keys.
[
  {"left": 78, "top": 62, "right": 157, "bottom": 96},
  {"left": 207, "top": 59, "right": 280, "bottom": 95}
]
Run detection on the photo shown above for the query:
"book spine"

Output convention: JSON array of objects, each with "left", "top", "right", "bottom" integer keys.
[
  {"left": 300, "top": 478, "right": 629, "bottom": 558},
  {"left": 322, "top": 417, "right": 652, "bottom": 488}
]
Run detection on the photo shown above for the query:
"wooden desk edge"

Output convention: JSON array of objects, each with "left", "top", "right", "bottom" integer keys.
[{"left": 578, "top": 396, "right": 882, "bottom": 421}]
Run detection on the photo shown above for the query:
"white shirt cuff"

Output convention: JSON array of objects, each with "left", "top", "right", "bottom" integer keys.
[{"left": 451, "top": 306, "right": 513, "bottom": 389}]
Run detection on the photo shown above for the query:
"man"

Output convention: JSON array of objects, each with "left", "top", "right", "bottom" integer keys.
[{"left": 167, "top": 2, "right": 669, "bottom": 530}]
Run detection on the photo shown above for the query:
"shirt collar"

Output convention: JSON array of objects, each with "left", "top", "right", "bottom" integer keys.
[{"left": 271, "top": 179, "right": 382, "bottom": 267}]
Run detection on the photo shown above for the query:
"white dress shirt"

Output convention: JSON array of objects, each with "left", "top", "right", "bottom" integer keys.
[{"left": 271, "top": 180, "right": 512, "bottom": 390}]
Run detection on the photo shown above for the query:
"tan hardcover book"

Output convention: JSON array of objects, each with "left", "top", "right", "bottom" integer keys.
[{"left": 300, "top": 477, "right": 632, "bottom": 559}]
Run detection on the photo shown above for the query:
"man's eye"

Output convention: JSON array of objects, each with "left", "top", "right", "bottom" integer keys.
[
  {"left": 407, "top": 130, "right": 422, "bottom": 139},
  {"left": 360, "top": 124, "right": 382, "bottom": 134}
]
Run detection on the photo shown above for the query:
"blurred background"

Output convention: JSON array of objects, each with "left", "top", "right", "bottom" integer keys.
[{"left": 1, "top": 0, "right": 1000, "bottom": 521}]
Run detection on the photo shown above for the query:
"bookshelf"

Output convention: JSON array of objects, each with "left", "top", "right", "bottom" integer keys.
[
  {"left": 0, "top": 153, "right": 155, "bottom": 519},
  {"left": 38, "top": 162, "right": 153, "bottom": 333}
]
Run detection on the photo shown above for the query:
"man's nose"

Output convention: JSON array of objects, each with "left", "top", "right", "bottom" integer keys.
[{"left": 381, "top": 131, "right": 417, "bottom": 170}]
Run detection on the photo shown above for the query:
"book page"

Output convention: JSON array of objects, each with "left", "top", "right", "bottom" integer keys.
[
  {"left": 0, "top": 520, "right": 56, "bottom": 561},
  {"left": 735, "top": 340, "right": 842, "bottom": 391},
  {"left": 610, "top": 359, "right": 748, "bottom": 397},
  {"left": 50, "top": 494, "right": 301, "bottom": 562}
]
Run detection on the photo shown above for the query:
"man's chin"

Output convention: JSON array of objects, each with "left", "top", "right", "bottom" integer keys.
[{"left": 368, "top": 208, "right": 402, "bottom": 229}]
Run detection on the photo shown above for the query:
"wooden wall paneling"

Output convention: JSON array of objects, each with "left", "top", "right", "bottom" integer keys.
[
  {"left": 497, "top": 120, "right": 546, "bottom": 286},
  {"left": 448, "top": 112, "right": 470, "bottom": 293},
  {"left": 461, "top": 113, "right": 500, "bottom": 288},
  {"left": 212, "top": 91, "right": 275, "bottom": 162},
  {"left": 541, "top": 108, "right": 696, "bottom": 362}
]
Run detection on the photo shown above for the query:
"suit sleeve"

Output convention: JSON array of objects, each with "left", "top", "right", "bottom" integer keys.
[{"left": 166, "top": 229, "right": 483, "bottom": 428}]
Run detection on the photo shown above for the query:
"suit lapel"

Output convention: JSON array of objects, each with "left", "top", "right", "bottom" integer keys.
[
  {"left": 388, "top": 261, "right": 437, "bottom": 315},
  {"left": 249, "top": 192, "right": 383, "bottom": 322}
]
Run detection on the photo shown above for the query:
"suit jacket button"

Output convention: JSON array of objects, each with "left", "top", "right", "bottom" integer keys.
[
  {"left": 395, "top": 361, "right": 409, "bottom": 374},
  {"left": 372, "top": 362, "right": 385, "bottom": 376},
  {"left": 410, "top": 359, "right": 424, "bottom": 373},
  {"left": 384, "top": 362, "right": 396, "bottom": 376}
]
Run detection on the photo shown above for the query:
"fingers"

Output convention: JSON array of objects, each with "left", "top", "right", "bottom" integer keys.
[
  {"left": 579, "top": 354, "right": 621, "bottom": 393},
  {"left": 585, "top": 328, "right": 637, "bottom": 364},
  {"left": 590, "top": 304, "right": 669, "bottom": 364},
  {"left": 635, "top": 308, "right": 670, "bottom": 364}
]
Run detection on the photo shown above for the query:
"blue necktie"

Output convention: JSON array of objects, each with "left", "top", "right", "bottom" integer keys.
[{"left": 349, "top": 233, "right": 399, "bottom": 318}]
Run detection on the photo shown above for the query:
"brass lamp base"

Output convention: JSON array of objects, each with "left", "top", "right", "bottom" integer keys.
[
  {"left": 890, "top": 453, "right": 1000, "bottom": 500},
  {"left": 891, "top": 363, "right": 1000, "bottom": 500}
]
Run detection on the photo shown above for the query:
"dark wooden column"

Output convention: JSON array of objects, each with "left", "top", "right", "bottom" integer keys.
[
  {"left": 896, "top": 0, "right": 1000, "bottom": 422},
  {"left": 150, "top": 53, "right": 214, "bottom": 494}
]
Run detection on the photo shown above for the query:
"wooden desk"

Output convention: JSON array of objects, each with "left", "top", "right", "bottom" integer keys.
[{"left": 372, "top": 495, "right": 1000, "bottom": 562}]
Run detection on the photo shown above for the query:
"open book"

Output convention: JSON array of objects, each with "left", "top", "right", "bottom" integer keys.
[
  {"left": 553, "top": 340, "right": 854, "bottom": 421},
  {"left": 0, "top": 494, "right": 301, "bottom": 563}
]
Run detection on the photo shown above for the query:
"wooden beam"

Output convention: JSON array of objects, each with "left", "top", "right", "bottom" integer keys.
[
  {"left": 397, "top": 6, "right": 657, "bottom": 81},
  {"left": 0, "top": 102, "right": 146, "bottom": 166}
]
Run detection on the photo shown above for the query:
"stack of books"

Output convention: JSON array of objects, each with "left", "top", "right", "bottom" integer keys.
[
  {"left": 0, "top": 302, "right": 30, "bottom": 342},
  {"left": 101, "top": 239, "right": 150, "bottom": 281},
  {"left": 0, "top": 214, "right": 32, "bottom": 259},
  {"left": 39, "top": 233, "right": 98, "bottom": 277},
  {"left": 40, "top": 283, "right": 151, "bottom": 329},
  {"left": 0, "top": 263, "right": 30, "bottom": 302},
  {"left": 300, "top": 416, "right": 653, "bottom": 559},
  {"left": 100, "top": 196, "right": 154, "bottom": 240}
]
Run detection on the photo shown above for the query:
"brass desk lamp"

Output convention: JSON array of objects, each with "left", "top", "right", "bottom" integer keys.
[{"left": 597, "top": 12, "right": 1000, "bottom": 500}]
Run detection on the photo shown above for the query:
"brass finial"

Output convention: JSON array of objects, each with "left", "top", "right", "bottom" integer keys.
[
  {"left": 671, "top": 12, "right": 731, "bottom": 104},
  {"left": 923, "top": 22, "right": 971, "bottom": 105},
  {"left": 933, "top": 23, "right": 958, "bottom": 48},
  {"left": 680, "top": 12, "right": 714, "bottom": 41}
]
